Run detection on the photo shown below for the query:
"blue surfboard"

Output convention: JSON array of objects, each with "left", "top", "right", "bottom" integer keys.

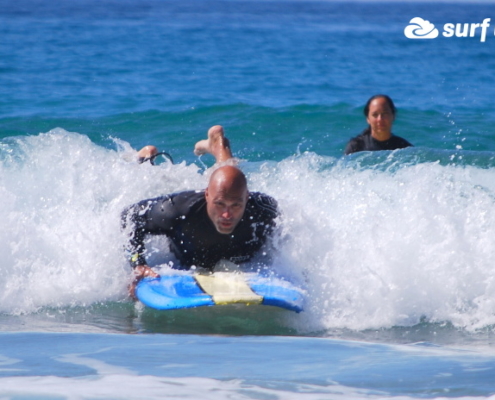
[{"left": 136, "top": 272, "right": 304, "bottom": 313}]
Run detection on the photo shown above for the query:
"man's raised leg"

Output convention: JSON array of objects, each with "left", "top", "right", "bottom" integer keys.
[{"left": 194, "top": 125, "right": 233, "bottom": 164}]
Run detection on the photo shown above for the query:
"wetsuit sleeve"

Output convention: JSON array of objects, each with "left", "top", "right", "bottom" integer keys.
[
  {"left": 258, "top": 193, "right": 280, "bottom": 266},
  {"left": 397, "top": 137, "right": 413, "bottom": 148},
  {"left": 249, "top": 192, "right": 279, "bottom": 259},
  {"left": 249, "top": 192, "right": 278, "bottom": 224},
  {"left": 344, "top": 129, "right": 370, "bottom": 155},
  {"left": 121, "top": 195, "right": 179, "bottom": 268},
  {"left": 344, "top": 139, "right": 359, "bottom": 155}
]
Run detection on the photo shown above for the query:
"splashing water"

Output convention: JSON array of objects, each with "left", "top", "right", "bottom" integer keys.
[{"left": 1, "top": 129, "right": 495, "bottom": 334}]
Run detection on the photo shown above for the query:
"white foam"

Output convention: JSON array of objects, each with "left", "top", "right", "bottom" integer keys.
[
  {"left": 2, "top": 130, "right": 495, "bottom": 332},
  {"left": 0, "top": 129, "right": 204, "bottom": 314},
  {"left": 0, "top": 374, "right": 443, "bottom": 400},
  {"left": 250, "top": 152, "right": 495, "bottom": 332}
]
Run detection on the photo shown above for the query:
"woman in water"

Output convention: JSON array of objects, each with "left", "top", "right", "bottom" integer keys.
[{"left": 344, "top": 94, "right": 412, "bottom": 155}]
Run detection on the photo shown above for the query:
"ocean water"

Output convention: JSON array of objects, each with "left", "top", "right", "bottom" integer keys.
[{"left": 2, "top": 0, "right": 495, "bottom": 398}]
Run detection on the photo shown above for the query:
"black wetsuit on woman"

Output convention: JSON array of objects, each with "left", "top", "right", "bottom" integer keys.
[{"left": 344, "top": 129, "right": 412, "bottom": 155}]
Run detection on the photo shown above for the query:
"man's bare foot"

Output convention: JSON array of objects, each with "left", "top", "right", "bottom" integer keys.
[
  {"left": 194, "top": 125, "right": 232, "bottom": 163},
  {"left": 137, "top": 145, "right": 158, "bottom": 162}
]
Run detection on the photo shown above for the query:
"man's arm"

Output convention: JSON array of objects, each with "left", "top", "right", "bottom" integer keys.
[
  {"left": 127, "top": 265, "right": 159, "bottom": 300},
  {"left": 121, "top": 196, "right": 178, "bottom": 298},
  {"left": 121, "top": 196, "right": 179, "bottom": 267},
  {"left": 249, "top": 192, "right": 279, "bottom": 265}
]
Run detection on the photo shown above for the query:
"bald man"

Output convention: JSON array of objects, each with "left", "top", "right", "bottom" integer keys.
[{"left": 122, "top": 126, "right": 278, "bottom": 297}]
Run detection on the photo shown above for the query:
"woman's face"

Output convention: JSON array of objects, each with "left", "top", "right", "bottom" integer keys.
[{"left": 366, "top": 97, "right": 395, "bottom": 139}]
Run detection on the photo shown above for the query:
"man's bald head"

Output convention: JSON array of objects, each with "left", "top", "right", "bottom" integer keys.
[
  {"left": 205, "top": 166, "right": 249, "bottom": 234},
  {"left": 208, "top": 165, "right": 248, "bottom": 194}
]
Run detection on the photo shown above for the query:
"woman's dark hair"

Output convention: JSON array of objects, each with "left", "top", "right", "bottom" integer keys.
[{"left": 363, "top": 94, "right": 397, "bottom": 117}]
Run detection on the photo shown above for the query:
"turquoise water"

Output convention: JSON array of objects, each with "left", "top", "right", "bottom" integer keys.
[{"left": 2, "top": 0, "right": 495, "bottom": 398}]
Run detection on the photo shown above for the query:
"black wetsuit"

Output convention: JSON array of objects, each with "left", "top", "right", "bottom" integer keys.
[
  {"left": 121, "top": 190, "right": 278, "bottom": 270},
  {"left": 344, "top": 130, "right": 412, "bottom": 155}
]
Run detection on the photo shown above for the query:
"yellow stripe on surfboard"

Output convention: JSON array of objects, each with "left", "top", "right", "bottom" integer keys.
[{"left": 195, "top": 273, "right": 263, "bottom": 305}]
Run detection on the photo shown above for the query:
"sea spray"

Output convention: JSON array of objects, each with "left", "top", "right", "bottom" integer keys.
[
  {"left": 0, "top": 129, "right": 204, "bottom": 314},
  {"left": 250, "top": 151, "right": 495, "bottom": 333},
  {"left": 2, "top": 129, "right": 495, "bottom": 333}
]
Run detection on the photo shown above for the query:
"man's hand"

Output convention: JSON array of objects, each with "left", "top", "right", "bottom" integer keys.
[{"left": 129, "top": 265, "right": 159, "bottom": 300}]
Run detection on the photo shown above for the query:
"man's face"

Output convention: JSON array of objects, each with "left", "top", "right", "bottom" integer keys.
[{"left": 205, "top": 183, "right": 248, "bottom": 234}]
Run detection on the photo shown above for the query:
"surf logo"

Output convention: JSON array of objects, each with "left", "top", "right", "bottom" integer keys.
[
  {"left": 405, "top": 17, "right": 492, "bottom": 42},
  {"left": 404, "top": 17, "right": 439, "bottom": 39},
  {"left": 444, "top": 18, "right": 491, "bottom": 42}
]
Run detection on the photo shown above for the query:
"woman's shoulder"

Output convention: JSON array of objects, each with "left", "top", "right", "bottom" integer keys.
[
  {"left": 344, "top": 129, "right": 370, "bottom": 155},
  {"left": 390, "top": 134, "right": 413, "bottom": 148}
]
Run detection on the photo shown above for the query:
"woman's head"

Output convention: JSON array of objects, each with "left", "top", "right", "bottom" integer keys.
[
  {"left": 364, "top": 94, "right": 396, "bottom": 118},
  {"left": 364, "top": 94, "right": 396, "bottom": 139}
]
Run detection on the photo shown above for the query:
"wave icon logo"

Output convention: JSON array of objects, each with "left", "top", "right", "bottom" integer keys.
[{"left": 404, "top": 17, "right": 439, "bottom": 39}]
